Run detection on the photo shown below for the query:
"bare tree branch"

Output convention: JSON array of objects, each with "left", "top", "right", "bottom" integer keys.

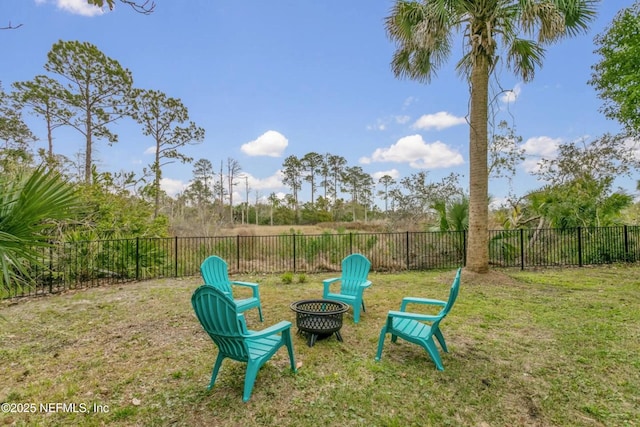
[
  {"left": 91, "top": 0, "right": 155, "bottom": 14},
  {"left": 1, "top": 22, "right": 23, "bottom": 30},
  {"left": 118, "top": 0, "right": 156, "bottom": 15}
]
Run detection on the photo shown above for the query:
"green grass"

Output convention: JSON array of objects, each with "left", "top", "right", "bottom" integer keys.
[{"left": 1, "top": 266, "right": 639, "bottom": 426}]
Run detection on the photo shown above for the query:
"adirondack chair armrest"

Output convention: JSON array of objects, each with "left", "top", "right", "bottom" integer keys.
[
  {"left": 387, "top": 310, "right": 442, "bottom": 322},
  {"left": 230, "top": 281, "right": 260, "bottom": 298},
  {"left": 400, "top": 297, "right": 446, "bottom": 312},
  {"left": 323, "top": 277, "right": 340, "bottom": 293},
  {"left": 360, "top": 280, "right": 372, "bottom": 289},
  {"left": 248, "top": 321, "right": 292, "bottom": 338}
]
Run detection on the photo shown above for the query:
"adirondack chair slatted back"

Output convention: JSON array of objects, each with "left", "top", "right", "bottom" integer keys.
[
  {"left": 340, "top": 254, "right": 371, "bottom": 296},
  {"left": 191, "top": 286, "right": 250, "bottom": 362},
  {"left": 425, "top": 268, "right": 461, "bottom": 332},
  {"left": 441, "top": 268, "right": 461, "bottom": 317},
  {"left": 200, "top": 256, "right": 233, "bottom": 294}
]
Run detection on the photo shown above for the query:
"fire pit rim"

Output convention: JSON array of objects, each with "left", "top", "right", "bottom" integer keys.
[{"left": 289, "top": 299, "right": 349, "bottom": 315}]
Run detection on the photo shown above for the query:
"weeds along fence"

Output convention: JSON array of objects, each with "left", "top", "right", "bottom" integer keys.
[{"left": 4, "top": 226, "right": 640, "bottom": 299}]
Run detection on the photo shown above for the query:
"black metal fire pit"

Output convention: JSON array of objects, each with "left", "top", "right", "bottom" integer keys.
[{"left": 290, "top": 299, "right": 349, "bottom": 347}]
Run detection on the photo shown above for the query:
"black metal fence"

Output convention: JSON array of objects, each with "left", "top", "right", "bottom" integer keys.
[{"left": 4, "top": 226, "right": 639, "bottom": 299}]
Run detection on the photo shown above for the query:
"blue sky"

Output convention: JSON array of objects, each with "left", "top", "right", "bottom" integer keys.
[{"left": 2, "top": 0, "right": 639, "bottom": 206}]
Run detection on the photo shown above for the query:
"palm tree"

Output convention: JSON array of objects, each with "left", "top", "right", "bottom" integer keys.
[
  {"left": 0, "top": 167, "right": 78, "bottom": 292},
  {"left": 386, "top": 0, "right": 596, "bottom": 273}
]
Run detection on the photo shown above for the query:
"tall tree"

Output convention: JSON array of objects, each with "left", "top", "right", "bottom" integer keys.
[
  {"left": 301, "top": 152, "right": 324, "bottom": 205},
  {"left": 267, "top": 192, "right": 280, "bottom": 226},
  {"left": 341, "top": 166, "right": 373, "bottom": 221},
  {"left": 319, "top": 153, "right": 331, "bottom": 200},
  {"left": 378, "top": 174, "right": 396, "bottom": 213},
  {"left": 131, "top": 89, "right": 205, "bottom": 218},
  {"left": 192, "top": 158, "right": 214, "bottom": 205},
  {"left": 0, "top": 84, "right": 36, "bottom": 171},
  {"left": 386, "top": 0, "right": 596, "bottom": 273},
  {"left": 590, "top": 1, "right": 640, "bottom": 136},
  {"left": 44, "top": 40, "right": 134, "bottom": 183},
  {"left": 226, "top": 158, "right": 242, "bottom": 223},
  {"left": 282, "top": 155, "right": 303, "bottom": 223},
  {"left": 326, "top": 154, "right": 347, "bottom": 216},
  {"left": 12, "top": 75, "right": 72, "bottom": 161}
]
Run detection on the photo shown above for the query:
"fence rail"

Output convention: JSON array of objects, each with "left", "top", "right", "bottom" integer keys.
[{"left": 4, "top": 226, "right": 639, "bottom": 299}]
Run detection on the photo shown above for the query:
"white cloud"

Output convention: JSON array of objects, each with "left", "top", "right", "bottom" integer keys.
[
  {"left": 367, "top": 115, "right": 411, "bottom": 131},
  {"left": 241, "top": 130, "right": 288, "bottom": 157},
  {"left": 521, "top": 136, "right": 561, "bottom": 173},
  {"left": 144, "top": 146, "right": 156, "bottom": 155},
  {"left": 522, "top": 136, "right": 560, "bottom": 157},
  {"left": 243, "top": 171, "right": 284, "bottom": 191},
  {"left": 39, "top": 0, "right": 104, "bottom": 16},
  {"left": 501, "top": 83, "right": 522, "bottom": 104},
  {"left": 360, "top": 135, "right": 464, "bottom": 169},
  {"left": 371, "top": 169, "right": 400, "bottom": 181},
  {"left": 412, "top": 111, "right": 466, "bottom": 131},
  {"left": 160, "top": 178, "right": 186, "bottom": 197},
  {"left": 395, "top": 115, "right": 411, "bottom": 124},
  {"left": 403, "top": 96, "right": 417, "bottom": 109},
  {"left": 366, "top": 119, "right": 387, "bottom": 131}
]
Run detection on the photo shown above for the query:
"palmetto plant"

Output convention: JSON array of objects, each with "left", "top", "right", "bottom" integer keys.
[
  {"left": 385, "top": 0, "right": 596, "bottom": 272},
  {"left": 0, "top": 166, "right": 78, "bottom": 291}
]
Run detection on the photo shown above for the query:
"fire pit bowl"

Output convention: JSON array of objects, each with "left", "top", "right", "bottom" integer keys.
[{"left": 290, "top": 299, "right": 349, "bottom": 347}]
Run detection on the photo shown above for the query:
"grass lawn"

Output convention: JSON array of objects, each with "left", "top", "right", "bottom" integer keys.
[{"left": 1, "top": 266, "right": 638, "bottom": 426}]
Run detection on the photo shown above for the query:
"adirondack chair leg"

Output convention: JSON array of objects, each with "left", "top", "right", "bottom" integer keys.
[
  {"left": 434, "top": 328, "right": 448, "bottom": 353},
  {"left": 208, "top": 354, "right": 225, "bottom": 390},
  {"left": 424, "top": 339, "right": 444, "bottom": 371},
  {"left": 243, "top": 364, "right": 260, "bottom": 402},
  {"left": 375, "top": 327, "right": 388, "bottom": 361},
  {"left": 257, "top": 305, "right": 264, "bottom": 322},
  {"left": 308, "top": 333, "right": 318, "bottom": 347},
  {"left": 361, "top": 300, "right": 366, "bottom": 312},
  {"left": 283, "top": 330, "right": 297, "bottom": 372},
  {"left": 353, "top": 304, "right": 361, "bottom": 324}
]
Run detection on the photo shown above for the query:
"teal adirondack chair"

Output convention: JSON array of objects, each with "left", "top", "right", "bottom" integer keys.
[
  {"left": 191, "top": 285, "right": 297, "bottom": 402},
  {"left": 323, "top": 253, "right": 372, "bottom": 323},
  {"left": 200, "top": 255, "right": 263, "bottom": 321},
  {"left": 375, "top": 268, "right": 461, "bottom": 371}
]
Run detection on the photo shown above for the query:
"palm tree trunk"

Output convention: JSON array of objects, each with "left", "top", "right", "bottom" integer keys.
[{"left": 467, "top": 54, "right": 490, "bottom": 273}]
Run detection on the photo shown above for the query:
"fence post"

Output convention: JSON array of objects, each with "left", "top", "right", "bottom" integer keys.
[
  {"left": 463, "top": 231, "right": 467, "bottom": 267},
  {"left": 236, "top": 235, "right": 240, "bottom": 271},
  {"left": 292, "top": 233, "right": 297, "bottom": 272},
  {"left": 406, "top": 231, "right": 410, "bottom": 270},
  {"left": 577, "top": 227, "right": 583, "bottom": 267},
  {"left": 623, "top": 225, "right": 629, "bottom": 262},
  {"left": 349, "top": 232, "right": 353, "bottom": 254},
  {"left": 174, "top": 237, "right": 179, "bottom": 277},
  {"left": 520, "top": 228, "right": 525, "bottom": 270},
  {"left": 135, "top": 237, "right": 140, "bottom": 280}
]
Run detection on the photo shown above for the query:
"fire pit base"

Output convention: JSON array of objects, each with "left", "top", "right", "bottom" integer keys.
[{"left": 290, "top": 299, "right": 349, "bottom": 347}]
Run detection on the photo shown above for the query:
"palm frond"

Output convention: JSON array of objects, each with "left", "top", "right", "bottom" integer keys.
[
  {"left": 506, "top": 38, "right": 545, "bottom": 82},
  {"left": 385, "top": 0, "right": 456, "bottom": 82},
  {"left": 0, "top": 166, "right": 78, "bottom": 290}
]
